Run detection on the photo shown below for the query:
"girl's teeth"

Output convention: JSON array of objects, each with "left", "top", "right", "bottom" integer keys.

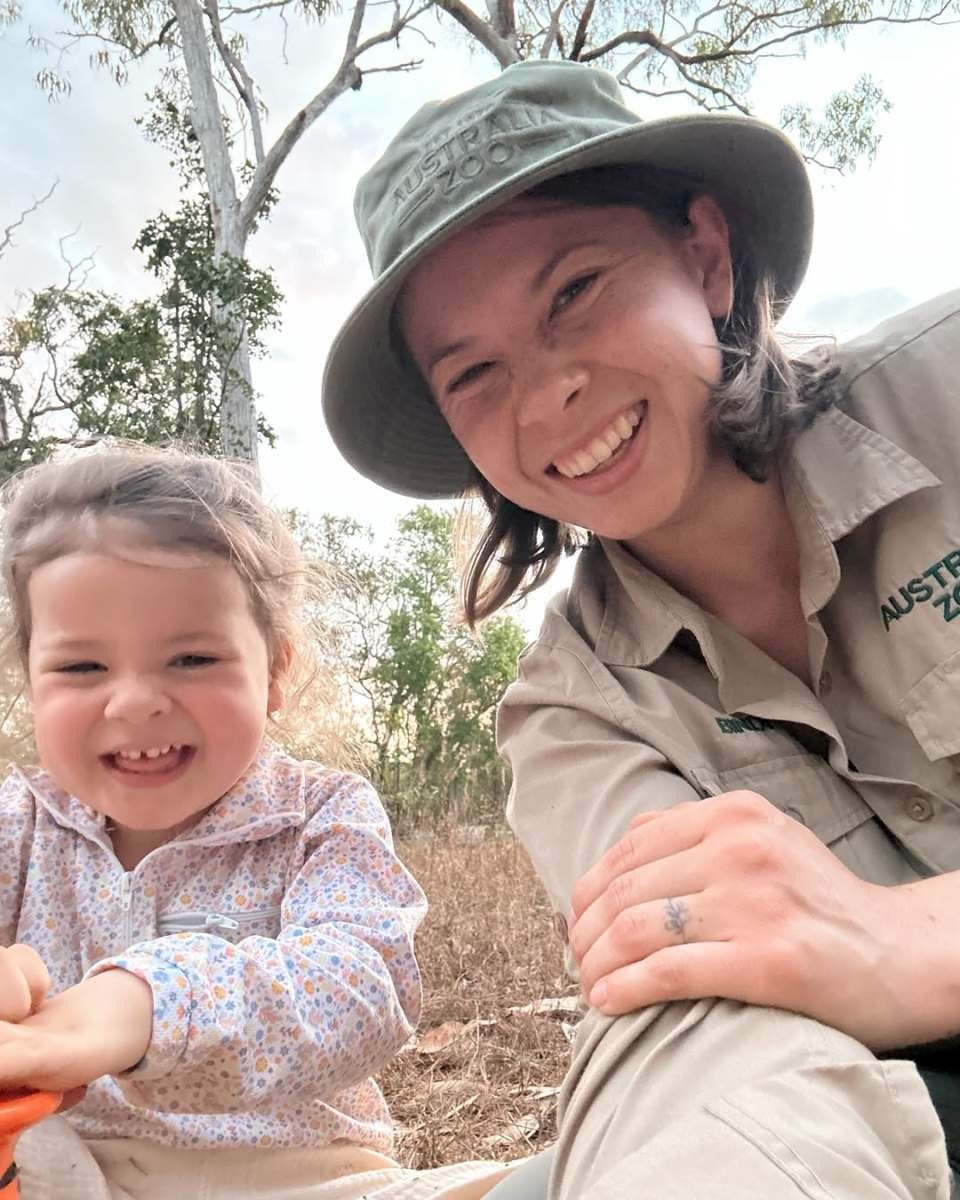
[{"left": 116, "top": 744, "right": 181, "bottom": 761}]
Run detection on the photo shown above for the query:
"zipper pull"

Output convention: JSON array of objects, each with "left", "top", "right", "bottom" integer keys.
[
  {"left": 203, "top": 913, "right": 241, "bottom": 933},
  {"left": 120, "top": 873, "right": 135, "bottom": 949}
]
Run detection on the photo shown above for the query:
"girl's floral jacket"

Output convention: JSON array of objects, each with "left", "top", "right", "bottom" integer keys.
[{"left": 0, "top": 746, "right": 425, "bottom": 1151}]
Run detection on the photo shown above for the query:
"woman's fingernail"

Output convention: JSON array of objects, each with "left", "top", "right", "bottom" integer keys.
[{"left": 589, "top": 981, "right": 607, "bottom": 1007}]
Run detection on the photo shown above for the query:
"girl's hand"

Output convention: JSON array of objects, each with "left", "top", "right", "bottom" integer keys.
[
  {"left": 0, "top": 970, "right": 152, "bottom": 1091},
  {"left": 567, "top": 791, "right": 921, "bottom": 1049},
  {"left": 0, "top": 944, "right": 51, "bottom": 1022}
]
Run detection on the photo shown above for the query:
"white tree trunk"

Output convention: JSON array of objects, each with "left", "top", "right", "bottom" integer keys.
[
  {"left": 171, "top": 0, "right": 435, "bottom": 464},
  {"left": 173, "top": 0, "right": 259, "bottom": 464}
]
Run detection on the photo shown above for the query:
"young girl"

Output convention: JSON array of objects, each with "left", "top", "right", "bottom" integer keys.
[
  {"left": 0, "top": 445, "right": 510, "bottom": 1200},
  {"left": 322, "top": 60, "right": 960, "bottom": 1198}
]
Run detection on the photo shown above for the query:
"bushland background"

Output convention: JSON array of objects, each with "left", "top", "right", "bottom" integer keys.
[{"left": 3, "top": 0, "right": 959, "bottom": 1164}]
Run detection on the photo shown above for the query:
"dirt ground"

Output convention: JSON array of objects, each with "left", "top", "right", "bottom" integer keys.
[{"left": 380, "top": 832, "right": 578, "bottom": 1168}]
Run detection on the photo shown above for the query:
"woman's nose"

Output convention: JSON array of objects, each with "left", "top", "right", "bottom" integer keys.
[{"left": 515, "top": 357, "right": 590, "bottom": 428}]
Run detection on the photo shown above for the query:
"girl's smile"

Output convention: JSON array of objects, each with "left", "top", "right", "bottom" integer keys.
[
  {"left": 27, "top": 546, "right": 282, "bottom": 865},
  {"left": 101, "top": 742, "right": 196, "bottom": 786}
]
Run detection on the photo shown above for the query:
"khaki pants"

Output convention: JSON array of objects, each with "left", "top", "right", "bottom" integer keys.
[
  {"left": 553, "top": 998, "right": 952, "bottom": 1199},
  {"left": 17, "top": 1119, "right": 511, "bottom": 1200}
]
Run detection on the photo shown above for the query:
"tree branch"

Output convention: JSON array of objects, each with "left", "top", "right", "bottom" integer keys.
[
  {"left": 222, "top": 0, "right": 291, "bottom": 13},
  {"left": 539, "top": 0, "right": 569, "bottom": 57},
  {"left": 57, "top": 229, "right": 96, "bottom": 290},
  {"left": 708, "top": 2, "right": 958, "bottom": 62},
  {"left": 580, "top": 0, "right": 955, "bottom": 72},
  {"left": 239, "top": 0, "right": 431, "bottom": 235},
  {"left": 619, "top": 80, "right": 706, "bottom": 105},
  {"left": 1, "top": 180, "right": 58, "bottom": 261},
  {"left": 203, "top": 0, "right": 265, "bottom": 163},
  {"left": 569, "top": 0, "right": 596, "bottom": 59},
  {"left": 578, "top": 26, "right": 663, "bottom": 63},
  {"left": 484, "top": 0, "right": 516, "bottom": 39},
  {"left": 53, "top": 17, "right": 179, "bottom": 64},
  {"left": 434, "top": 0, "right": 520, "bottom": 65},
  {"left": 133, "top": 14, "right": 179, "bottom": 59}
]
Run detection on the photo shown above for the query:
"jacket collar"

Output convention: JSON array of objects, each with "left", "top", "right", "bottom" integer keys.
[
  {"left": 19, "top": 743, "right": 306, "bottom": 851},
  {"left": 587, "top": 405, "right": 939, "bottom": 671}
]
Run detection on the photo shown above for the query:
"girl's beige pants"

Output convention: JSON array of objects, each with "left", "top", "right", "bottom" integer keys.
[{"left": 17, "top": 1118, "right": 511, "bottom": 1200}]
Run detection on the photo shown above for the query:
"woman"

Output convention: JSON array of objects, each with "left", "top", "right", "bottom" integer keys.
[{"left": 323, "top": 59, "right": 959, "bottom": 1198}]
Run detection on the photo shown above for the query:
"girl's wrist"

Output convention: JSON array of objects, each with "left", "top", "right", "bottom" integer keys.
[
  {"left": 38, "top": 969, "right": 154, "bottom": 1074},
  {"left": 86, "top": 970, "right": 154, "bottom": 1072}
]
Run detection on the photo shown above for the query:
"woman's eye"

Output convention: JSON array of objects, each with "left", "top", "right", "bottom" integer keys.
[
  {"left": 551, "top": 272, "right": 599, "bottom": 318},
  {"left": 173, "top": 654, "right": 217, "bottom": 669},
  {"left": 447, "top": 361, "right": 493, "bottom": 394},
  {"left": 57, "top": 662, "right": 105, "bottom": 675}
]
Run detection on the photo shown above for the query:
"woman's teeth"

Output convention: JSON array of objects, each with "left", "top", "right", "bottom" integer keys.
[{"left": 553, "top": 403, "right": 645, "bottom": 479}]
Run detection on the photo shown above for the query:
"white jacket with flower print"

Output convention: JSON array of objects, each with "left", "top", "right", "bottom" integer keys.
[{"left": 0, "top": 746, "right": 425, "bottom": 1151}]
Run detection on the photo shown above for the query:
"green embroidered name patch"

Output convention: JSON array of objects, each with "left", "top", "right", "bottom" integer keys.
[
  {"left": 881, "top": 550, "right": 960, "bottom": 631},
  {"left": 715, "top": 714, "right": 776, "bottom": 734}
]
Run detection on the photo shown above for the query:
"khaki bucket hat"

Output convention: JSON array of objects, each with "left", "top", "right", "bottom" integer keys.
[{"left": 322, "top": 59, "right": 812, "bottom": 499}]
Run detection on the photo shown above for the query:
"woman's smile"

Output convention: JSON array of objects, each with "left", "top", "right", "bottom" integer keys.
[{"left": 400, "top": 195, "right": 733, "bottom": 544}]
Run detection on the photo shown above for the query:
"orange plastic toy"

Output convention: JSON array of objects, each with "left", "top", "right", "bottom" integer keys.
[{"left": 0, "top": 1091, "right": 61, "bottom": 1197}]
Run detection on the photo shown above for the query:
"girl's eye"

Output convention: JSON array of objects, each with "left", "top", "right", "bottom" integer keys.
[
  {"left": 173, "top": 654, "right": 218, "bottom": 669},
  {"left": 551, "top": 272, "right": 599, "bottom": 318},
  {"left": 57, "top": 662, "right": 105, "bottom": 675},
  {"left": 447, "top": 361, "right": 493, "bottom": 395}
]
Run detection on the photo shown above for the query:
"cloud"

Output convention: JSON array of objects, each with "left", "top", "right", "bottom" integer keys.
[{"left": 797, "top": 287, "right": 912, "bottom": 339}]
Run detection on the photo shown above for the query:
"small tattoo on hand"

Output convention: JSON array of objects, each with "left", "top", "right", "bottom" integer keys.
[{"left": 663, "top": 897, "right": 690, "bottom": 940}]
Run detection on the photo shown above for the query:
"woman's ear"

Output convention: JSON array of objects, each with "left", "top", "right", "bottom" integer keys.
[
  {"left": 684, "top": 194, "right": 734, "bottom": 319},
  {"left": 267, "top": 640, "right": 293, "bottom": 716}
]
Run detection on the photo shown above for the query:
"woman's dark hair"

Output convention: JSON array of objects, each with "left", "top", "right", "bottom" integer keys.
[{"left": 449, "top": 164, "right": 841, "bottom": 626}]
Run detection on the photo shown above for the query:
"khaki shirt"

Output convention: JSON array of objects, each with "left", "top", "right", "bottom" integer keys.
[{"left": 499, "top": 291, "right": 960, "bottom": 924}]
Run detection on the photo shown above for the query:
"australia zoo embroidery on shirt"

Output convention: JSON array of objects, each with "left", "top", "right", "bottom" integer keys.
[
  {"left": 881, "top": 550, "right": 960, "bottom": 631},
  {"left": 715, "top": 714, "right": 777, "bottom": 734}
]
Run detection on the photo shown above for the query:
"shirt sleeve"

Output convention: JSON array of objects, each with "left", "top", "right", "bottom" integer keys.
[
  {"left": 88, "top": 772, "right": 426, "bottom": 1113},
  {"left": 499, "top": 638, "right": 702, "bottom": 932},
  {"left": 0, "top": 771, "right": 37, "bottom": 947}
]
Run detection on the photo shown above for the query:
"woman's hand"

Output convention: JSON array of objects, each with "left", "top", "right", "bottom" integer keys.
[
  {"left": 0, "top": 944, "right": 51, "bottom": 1023},
  {"left": 568, "top": 790, "right": 941, "bottom": 1050},
  {"left": 0, "top": 969, "right": 153, "bottom": 1091}
]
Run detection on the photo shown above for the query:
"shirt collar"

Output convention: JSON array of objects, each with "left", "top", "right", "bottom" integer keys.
[
  {"left": 588, "top": 405, "right": 940, "bottom": 671},
  {"left": 786, "top": 404, "right": 939, "bottom": 543},
  {"left": 587, "top": 538, "right": 723, "bottom": 674},
  {"left": 20, "top": 743, "right": 306, "bottom": 850}
]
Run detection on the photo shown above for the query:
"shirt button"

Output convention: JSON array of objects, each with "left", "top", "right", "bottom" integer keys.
[
  {"left": 906, "top": 795, "right": 935, "bottom": 822},
  {"left": 819, "top": 671, "right": 834, "bottom": 697}
]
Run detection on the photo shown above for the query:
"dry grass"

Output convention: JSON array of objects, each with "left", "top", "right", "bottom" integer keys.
[{"left": 380, "top": 831, "right": 578, "bottom": 1168}]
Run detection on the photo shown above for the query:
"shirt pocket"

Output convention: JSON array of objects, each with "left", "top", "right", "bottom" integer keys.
[
  {"left": 899, "top": 648, "right": 960, "bottom": 762},
  {"left": 689, "top": 753, "right": 873, "bottom": 847},
  {"left": 156, "top": 907, "right": 282, "bottom": 942}
]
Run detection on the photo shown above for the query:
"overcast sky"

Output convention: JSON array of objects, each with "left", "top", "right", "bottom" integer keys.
[{"left": 2, "top": 3, "right": 958, "bottom": 626}]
